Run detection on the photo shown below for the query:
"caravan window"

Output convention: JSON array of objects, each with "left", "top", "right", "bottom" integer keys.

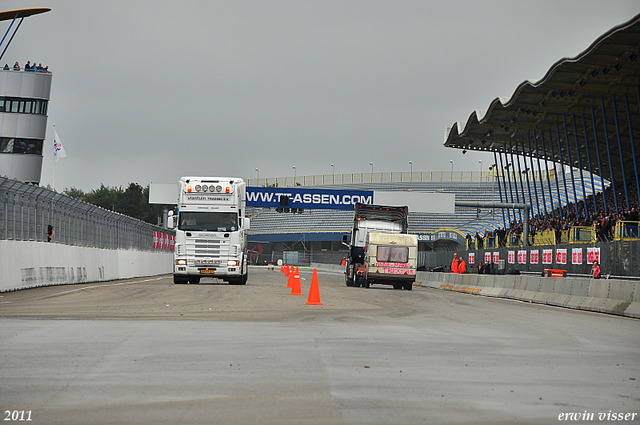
[{"left": 376, "top": 245, "right": 409, "bottom": 263}]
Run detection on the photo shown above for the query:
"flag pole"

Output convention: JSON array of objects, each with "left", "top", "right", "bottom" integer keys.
[{"left": 52, "top": 124, "right": 55, "bottom": 191}]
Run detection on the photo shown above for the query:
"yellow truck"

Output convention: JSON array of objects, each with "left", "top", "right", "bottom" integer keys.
[{"left": 364, "top": 232, "right": 418, "bottom": 290}]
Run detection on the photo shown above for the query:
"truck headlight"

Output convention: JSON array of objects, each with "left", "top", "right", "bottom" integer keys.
[
  {"left": 176, "top": 259, "right": 187, "bottom": 265},
  {"left": 228, "top": 260, "right": 239, "bottom": 266}
]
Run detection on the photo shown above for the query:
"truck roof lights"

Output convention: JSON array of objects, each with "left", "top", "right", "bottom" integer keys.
[{"left": 184, "top": 180, "right": 237, "bottom": 193}]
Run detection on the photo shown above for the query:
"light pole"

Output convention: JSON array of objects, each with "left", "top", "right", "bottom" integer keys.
[
  {"left": 292, "top": 165, "right": 296, "bottom": 180},
  {"left": 369, "top": 162, "right": 374, "bottom": 183},
  {"left": 449, "top": 160, "right": 454, "bottom": 181},
  {"left": 409, "top": 161, "right": 412, "bottom": 181},
  {"left": 331, "top": 163, "right": 335, "bottom": 184},
  {"left": 255, "top": 168, "right": 259, "bottom": 184},
  {"left": 478, "top": 160, "right": 482, "bottom": 182}
]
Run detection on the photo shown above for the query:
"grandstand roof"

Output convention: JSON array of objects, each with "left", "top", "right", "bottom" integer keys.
[
  {"left": 0, "top": 8, "right": 50, "bottom": 21},
  {"left": 444, "top": 13, "right": 640, "bottom": 185}
]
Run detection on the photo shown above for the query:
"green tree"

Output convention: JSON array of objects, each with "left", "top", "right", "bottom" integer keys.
[
  {"left": 117, "top": 182, "right": 144, "bottom": 218},
  {"left": 85, "top": 184, "right": 121, "bottom": 212},
  {"left": 64, "top": 182, "right": 165, "bottom": 225},
  {"left": 63, "top": 187, "right": 87, "bottom": 201}
]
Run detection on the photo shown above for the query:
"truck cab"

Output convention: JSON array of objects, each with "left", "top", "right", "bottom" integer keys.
[
  {"left": 343, "top": 203, "right": 413, "bottom": 290},
  {"left": 169, "top": 177, "right": 250, "bottom": 285}
]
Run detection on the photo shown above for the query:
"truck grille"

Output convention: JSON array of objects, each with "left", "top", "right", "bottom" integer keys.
[{"left": 187, "top": 239, "right": 230, "bottom": 259}]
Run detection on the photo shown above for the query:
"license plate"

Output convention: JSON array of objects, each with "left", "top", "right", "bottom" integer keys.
[{"left": 200, "top": 269, "right": 215, "bottom": 274}]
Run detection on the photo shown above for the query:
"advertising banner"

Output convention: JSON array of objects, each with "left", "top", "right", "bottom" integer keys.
[
  {"left": 246, "top": 187, "right": 373, "bottom": 210},
  {"left": 556, "top": 248, "right": 567, "bottom": 265},
  {"left": 517, "top": 250, "right": 527, "bottom": 264},
  {"left": 542, "top": 249, "right": 553, "bottom": 265},
  {"left": 153, "top": 232, "right": 175, "bottom": 250},
  {"left": 572, "top": 248, "right": 583, "bottom": 265},
  {"left": 530, "top": 250, "right": 539, "bottom": 264},
  {"left": 587, "top": 247, "right": 601, "bottom": 264}
]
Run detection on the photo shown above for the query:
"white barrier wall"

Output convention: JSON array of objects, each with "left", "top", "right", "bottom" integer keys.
[
  {"left": 308, "top": 262, "right": 639, "bottom": 319},
  {"left": 0, "top": 240, "right": 173, "bottom": 292},
  {"left": 414, "top": 271, "right": 639, "bottom": 319}
]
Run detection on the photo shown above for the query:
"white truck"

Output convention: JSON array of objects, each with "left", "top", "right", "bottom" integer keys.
[
  {"left": 342, "top": 203, "right": 417, "bottom": 290},
  {"left": 168, "top": 177, "right": 250, "bottom": 285}
]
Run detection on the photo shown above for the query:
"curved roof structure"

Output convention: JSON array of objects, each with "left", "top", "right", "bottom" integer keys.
[
  {"left": 444, "top": 13, "right": 640, "bottom": 188},
  {"left": 0, "top": 8, "right": 50, "bottom": 22}
]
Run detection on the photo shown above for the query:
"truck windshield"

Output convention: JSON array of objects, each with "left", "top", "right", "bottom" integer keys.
[
  {"left": 178, "top": 211, "right": 238, "bottom": 232},
  {"left": 377, "top": 245, "right": 409, "bottom": 263}
]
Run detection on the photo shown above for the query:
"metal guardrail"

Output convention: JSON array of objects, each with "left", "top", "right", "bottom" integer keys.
[
  {"left": 614, "top": 221, "right": 640, "bottom": 240},
  {"left": 421, "top": 239, "right": 640, "bottom": 277},
  {"left": 248, "top": 169, "right": 558, "bottom": 187},
  {"left": 248, "top": 169, "right": 608, "bottom": 188},
  {"left": 533, "top": 229, "right": 556, "bottom": 246},
  {"left": 466, "top": 222, "right": 639, "bottom": 249},
  {"left": 0, "top": 176, "right": 173, "bottom": 251}
]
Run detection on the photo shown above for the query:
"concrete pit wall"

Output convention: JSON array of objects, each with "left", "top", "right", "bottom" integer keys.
[
  {"left": 308, "top": 262, "right": 639, "bottom": 319},
  {"left": 0, "top": 240, "right": 173, "bottom": 292}
]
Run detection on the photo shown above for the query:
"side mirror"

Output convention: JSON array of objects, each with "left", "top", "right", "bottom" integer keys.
[
  {"left": 242, "top": 217, "right": 250, "bottom": 230},
  {"left": 341, "top": 234, "right": 349, "bottom": 247},
  {"left": 167, "top": 210, "right": 175, "bottom": 229}
]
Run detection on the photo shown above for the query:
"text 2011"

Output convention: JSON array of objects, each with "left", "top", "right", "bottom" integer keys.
[{"left": 4, "top": 411, "right": 32, "bottom": 421}]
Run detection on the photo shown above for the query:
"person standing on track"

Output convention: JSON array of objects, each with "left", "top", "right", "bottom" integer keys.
[
  {"left": 591, "top": 260, "right": 601, "bottom": 279},
  {"left": 458, "top": 257, "right": 466, "bottom": 274},
  {"left": 451, "top": 253, "right": 460, "bottom": 273}
]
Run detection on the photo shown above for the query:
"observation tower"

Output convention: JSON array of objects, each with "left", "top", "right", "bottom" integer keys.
[{"left": 0, "top": 8, "right": 52, "bottom": 185}]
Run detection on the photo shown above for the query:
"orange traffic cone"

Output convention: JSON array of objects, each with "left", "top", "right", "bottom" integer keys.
[
  {"left": 284, "top": 265, "right": 290, "bottom": 277},
  {"left": 286, "top": 267, "right": 294, "bottom": 288},
  {"left": 289, "top": 267, "right": 303, "bottom": 295},
  {"left": 305, "top": 269, "right": 323, "bottom": 305}
]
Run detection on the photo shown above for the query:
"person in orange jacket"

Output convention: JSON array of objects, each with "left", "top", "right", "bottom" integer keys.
[
  {"left": 451, "top": 253, "right": 460, "bottom": 273},
  {"left": 458, "top": 257, "right": 466, "bottom": 274}
]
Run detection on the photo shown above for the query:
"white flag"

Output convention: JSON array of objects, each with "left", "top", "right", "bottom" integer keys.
[{"left": 53, "top": 129, "right": 67, "bottom": 163}]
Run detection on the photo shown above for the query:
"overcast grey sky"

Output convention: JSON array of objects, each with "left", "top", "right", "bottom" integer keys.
[{"left": 3, "top": 1, "right": 639, "bottom": 191}]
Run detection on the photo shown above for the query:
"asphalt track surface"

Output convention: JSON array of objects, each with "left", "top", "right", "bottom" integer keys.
[{"left": 0, "top": 267, "right": 638, "bottom": 425}]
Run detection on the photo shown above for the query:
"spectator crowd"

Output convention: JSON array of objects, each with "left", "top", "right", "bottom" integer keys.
[
  {"left": 472, "top": 180, "right": 640, "bottom": 247},
  {"left": 3, "top": 61, "right": 50, "bottom": 72}
]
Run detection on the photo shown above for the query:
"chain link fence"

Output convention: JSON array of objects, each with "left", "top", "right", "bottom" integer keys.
[
  {"left": 0, "top": 176, "right": 173, "bottom": 251},
  {"left": 418, "top": 240, "right": 640, "bottom": 278},
  {"left": 247, "top": 242, "right": 348, "bottom": 266}
]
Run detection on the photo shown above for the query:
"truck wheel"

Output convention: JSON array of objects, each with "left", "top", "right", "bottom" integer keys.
[
  {"left": 188, "top": 276, "right": 201, "bottom": 284},
  {"left": 345, "top": 268, "right": 354, "bottom": 286},
  {"left": 173, "top": 275, "right": 188, "bottom": 284},
  {"left": 393, "top": 283, "right": 403, "bottom": 290},
  {"left": 354, "top": 277, "right": 361, "bottom": 288},
  {"left": 363, "top": 279, "right": 370, "bottom": 288},
  {"left": 403, "top": 282, "right": 413, "bottom": 291},
  {"left": 230, "top": 273, "right": 248, "bottom": 285}
]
